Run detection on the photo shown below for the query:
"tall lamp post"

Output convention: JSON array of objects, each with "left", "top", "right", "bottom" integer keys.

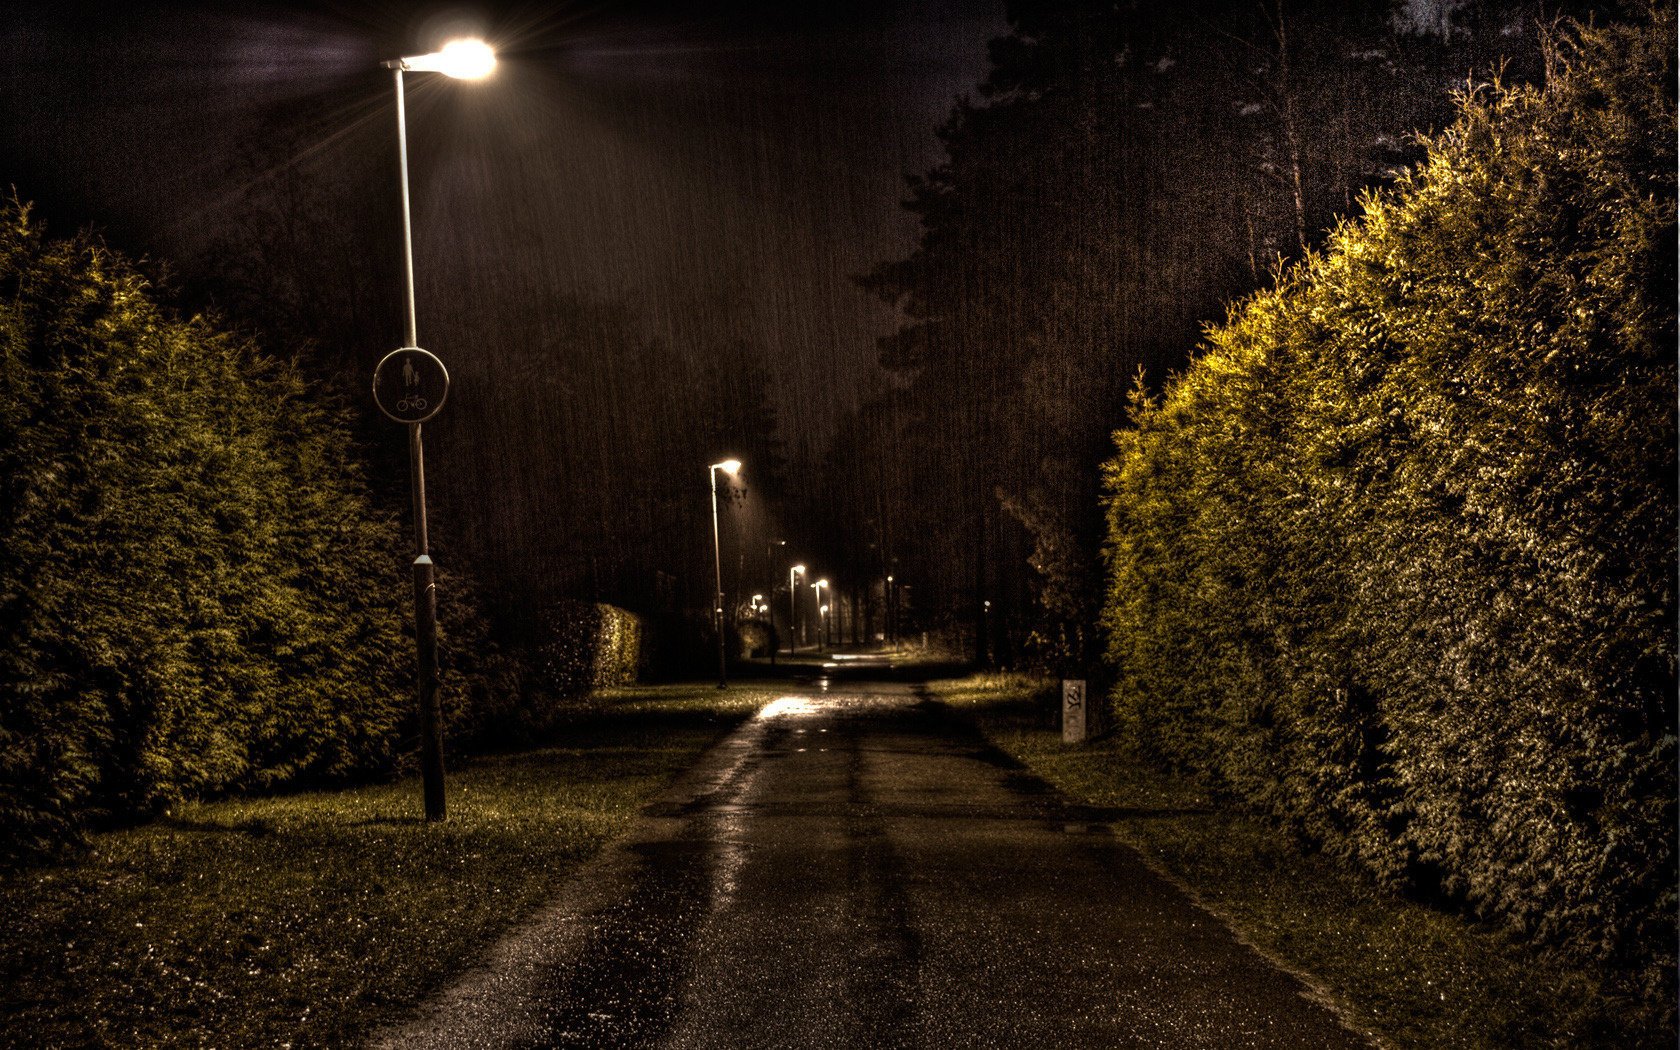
[
  {"left": 886, "top": 573, "right": 896, "bottom": 652},
  {"left": 376, "top": 37, "right": 496, "bottom": 822},
  {"left": 789, "top": 563, "right": 805, "bottom": 652},
  {"left": 766, "top": 539, "right": 785, "bottom": 663},
  {"left": 813, "top": 578, "right": 829, "bottom": 652},
  {"left": 710, "top": 459, "right": 742, "bottom": 688}
]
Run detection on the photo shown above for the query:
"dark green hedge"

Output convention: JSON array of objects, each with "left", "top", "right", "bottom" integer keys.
[
  {"left": 0, "top": 201, "right": 415, "bottom": 857},
  {"left": 1101, "top": 15, "right": 1675, "bottom": 986},
  {"left": 0, "top": 202, "right": 537, "bottom": 860},
  {"left": 533, "top": 599, "right": 646, "bottom": 697}
]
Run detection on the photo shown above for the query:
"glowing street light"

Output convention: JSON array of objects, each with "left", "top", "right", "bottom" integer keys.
[
  {"left": 395, "top": 39, "right": 497, "bottom": 79},
  {"left": 377, "top": 36, "right": 497, "bottom": 823},
  {"left": 710, "top": 459, "right": 742, "bottom": 688}
]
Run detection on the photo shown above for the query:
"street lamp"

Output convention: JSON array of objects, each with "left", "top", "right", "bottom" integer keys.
[
  {"left": 766, "top": 539, "right": 785, "bottom": 662},
  {"left": 377, "top": 37, "right": 496, "bottom": 822},
  {"left": 886, "top": 573, "right": 895, "bottom": 652},
  {"left": 789, "top": 563, "right": 805, "bottom": 652},
  {"left": 710, "top": 458, "right": 742, "bottom": 688},
  {"left": 813, "top": 578, "right": 829, "bottom": 652}
]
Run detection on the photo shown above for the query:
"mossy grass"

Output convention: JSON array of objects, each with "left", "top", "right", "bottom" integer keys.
[
  {"left": 0, "top": 683, "right": 780, "bottom": 1047},
  {"left": 930, "top": 672, "right": 1672, "bottom": 1050}
]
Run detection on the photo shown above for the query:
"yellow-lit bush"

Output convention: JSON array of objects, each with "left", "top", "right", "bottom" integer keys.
[
  {"left": 0, "top": 202, "right": 417, "bottom": 859},
  {"left": 0, "top": 202, "right": 527, "bottom": 860},
  {"left": 534, "top": 599, "right": 647, "bottom": 696},
  {"left": 1103, "top": 15, "right": 1675, "bottom": 987}
]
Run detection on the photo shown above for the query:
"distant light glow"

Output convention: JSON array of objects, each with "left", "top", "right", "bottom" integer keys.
[
  {"left": 404, "top": 38, "right": 496, "bottom": 79},
  {"left": 757, "top": 696, "right": 817, "bottom": 719},
  {"left": 715, "top": 458, "right": 743, "bottom": 475},
  {"left": 792, "top": 564, "right": 806, "bottom": 575}
]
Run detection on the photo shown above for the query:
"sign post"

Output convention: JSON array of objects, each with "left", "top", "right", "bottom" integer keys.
[
  {"left": 373, "top": 347, "right": 449, "bottom": 425},
  {"left": 374, "top": 346, "right": 450, "bottom": 820},
  {"left": 1062, "top": 679, "right": 1087, "bottom": 745}
]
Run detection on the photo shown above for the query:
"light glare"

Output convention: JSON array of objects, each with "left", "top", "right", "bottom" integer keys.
[{"left": 405, "top": 39, "right": 496, "bottom": 79}]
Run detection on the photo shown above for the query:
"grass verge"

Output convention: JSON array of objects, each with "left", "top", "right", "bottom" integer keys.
[
  {"left": 0, "top": 682, "right": 780, "bottom": 1048},
  {"left": 929, "top": 672, "right": 1672, "bottom": 1050}
]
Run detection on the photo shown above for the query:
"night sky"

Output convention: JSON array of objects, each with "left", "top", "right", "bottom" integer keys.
[{"left": 1, "top": 1, "right": 1004, "bottom": 441}]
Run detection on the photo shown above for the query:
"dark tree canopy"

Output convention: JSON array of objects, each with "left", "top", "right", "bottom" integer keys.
[{"left": 855, "top": 0, "right": 1613, "bottom": 665}]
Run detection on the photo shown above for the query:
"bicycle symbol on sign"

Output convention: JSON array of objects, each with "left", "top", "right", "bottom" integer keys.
[{"left": 396, "top": 358, "right": 428, "bottom": 412}]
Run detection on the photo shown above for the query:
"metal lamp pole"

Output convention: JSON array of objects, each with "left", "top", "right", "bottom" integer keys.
[
  {"left": 887, "top": 573, "right": 896, "bottom": 652},
  {"left": 789, "top": 564, "right": 805, "bottom": 653},
  {"left": 813, "top": 579, "right": 829, "bottom": 653},
  {"left": 710, "top": 459, "right": 742, "bottom": 688},
  {"left": 767, "top": 539, "right": 784, "bottom": 662},
  {"left": 379, "top": 39, "right": 496, "bottom": 822}
]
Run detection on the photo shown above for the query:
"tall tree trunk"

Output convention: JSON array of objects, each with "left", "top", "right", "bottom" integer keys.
[
  {"left": 974, "top": 491, "right": 990, "bottom": 668},
  {"left": 1271, "top": 0, "right": 1310, "bottom": 255}
]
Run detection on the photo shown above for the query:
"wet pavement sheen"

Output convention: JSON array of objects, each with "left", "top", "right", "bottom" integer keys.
[{"left": 376, "top": 680, "right": 1375, "bottom": 1049}]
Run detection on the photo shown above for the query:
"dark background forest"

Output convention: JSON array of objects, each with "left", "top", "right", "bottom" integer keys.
[{"left": 2, "top": 0, "right": 1632, "bottom": 657}]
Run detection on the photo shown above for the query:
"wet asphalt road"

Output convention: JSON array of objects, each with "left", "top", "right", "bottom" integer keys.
[{"left": 376, "top": 675, "right": 1375, "bottom": 1049}]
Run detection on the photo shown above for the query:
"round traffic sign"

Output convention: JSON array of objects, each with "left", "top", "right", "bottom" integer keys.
[{"left": 373, "top": 347, "right": 450, "bottom": 424}]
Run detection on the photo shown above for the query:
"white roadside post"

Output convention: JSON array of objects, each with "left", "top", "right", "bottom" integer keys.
[{"left": 1062, "top": 678, "right": 1088, "bottom": 745}]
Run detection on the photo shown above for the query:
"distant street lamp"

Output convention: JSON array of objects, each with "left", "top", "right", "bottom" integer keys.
[
  {"left": 377, "top": 37, "right": 496, "bottom": 823},
  {"left": 789, "top": 564, "right": 806, "bottom": 652},
  {"left": 813, "top": 578, "right": 829, "bottom": 652},
  {"left": 766, "top": 539, "right": 785, "bottom": 663},
  {"left": 710, "top": 459, "right": 742, "bottom": 688},
  {"left": 886, "top": 573, "right": 896, "bottom": 652}
]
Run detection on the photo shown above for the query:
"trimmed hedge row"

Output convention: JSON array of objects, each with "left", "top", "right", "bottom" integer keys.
[
  {"left": 0, "top": 202, "right": 582, "bottom": 860},
  {"left": 534, "top": 599, "right": 647, "bottom": 694},
  {"left": 1101, "top": 14, "right": 1675, "bottom": 985},
  {"left": 0, "top": 201, "right": 412, "bottom": 858}
]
